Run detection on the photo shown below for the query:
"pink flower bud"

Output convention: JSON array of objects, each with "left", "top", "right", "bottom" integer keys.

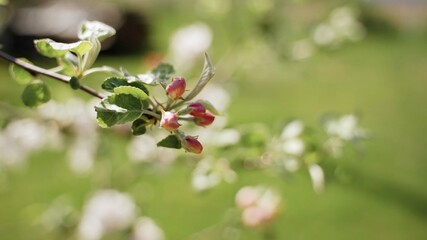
[
  {"left": 183, "top": 136, "right": 203, "bottom": 154},
  {"left": 160, "top": 111, "right": 180, "bottom": 131},
  {"left": 195, "top": 112, "right": 215, "bottom": 127},
  {"left": 166, "top": 77, "right": 186, "bottom": 100},
  {"left": 188, "top": 102, "right": 206, "bottom": 117}
]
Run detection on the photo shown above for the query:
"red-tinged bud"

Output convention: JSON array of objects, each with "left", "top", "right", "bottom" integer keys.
[
  {"left": 183, "top": 136, "right": 203, "bottom": 154},
  {"left": 188, "top": 102, "right": 206, "bottom": 117},
  {"left": 166, "top": 77, "right": 186, "bottom": 100},
  {"left": 195, "top": 112, "right": 215, "bottom": 127},
  {"left": 160, "top": 111, "right": 180, "bottom": 131}
]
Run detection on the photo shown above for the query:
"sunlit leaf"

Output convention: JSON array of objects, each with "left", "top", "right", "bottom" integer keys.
[
  {"left": 95, "top": 94, "right": 143, "bottom": 128},
  {"left": 102, "top": 77, "right": 149, "bottom": 95},
  {"left": 78, "top": 21, "right": 116, "bottom": 42},
  {"left": 21, "top": 80, "right": 51, "bottom": 107},
  {"left": 9, "top": 60, "right": 33, "bottom": 85},
  {"left": 113, "top": 86, "right": 148, "bottom": 101},
  {"left": 34, "top": 39, "right": 93, "bottom": 58}
]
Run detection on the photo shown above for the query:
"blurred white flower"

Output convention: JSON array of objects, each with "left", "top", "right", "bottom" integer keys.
[
  {"left": 169, "top": 22, "right": 212, "bottom": 70},
  {"left": 78, "top": 190, "right": 137, "bottom": 240},
  {"left": 290, "top": 39, "right": 316, "bottom": 61},
  {"left": 280, "top": 120, "right": 305, "bottom": 156},
  {"left": 192, "top": 158, "right": 237, "bottom": 191},
  {"left": 132, "top": 217, "right": 165, "bottom": 240},
  {"left": 127, "top": 135, "right": 177, "bottom": 165},
  {"left": 0, "top": 118, "right": 61, "bottom": 168},
  {"left": 282, "top": 157, "right": 300, "bottom": 172},
  {"left": 325, "top": 114, "right": 365, "bottom": 141},
  {"left": 235, "top": 186, "right": 281, "bottom": 227},
  {"left": 313, "top": 6, "right": 365, "bottom": 47},
  {"left": 281, "top": 120, "right": 304, "bottom": 140},
  {"left": 308, "top": 164, "right": 325, "bottom": 194},
  {"left": 196, "top": 84, "right": 231, "bottom": 113},
  {"left": 313, "top": 23, "right": 338, "bottom": 46}
]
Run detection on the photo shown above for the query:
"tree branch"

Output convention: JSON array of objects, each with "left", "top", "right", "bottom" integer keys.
[{"left": 0, "top": 50, "right": 104, "bottom": 99}]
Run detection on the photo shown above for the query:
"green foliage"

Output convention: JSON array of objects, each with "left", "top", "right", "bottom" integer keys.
[
  {"left": 34, "top": 39, "right": 93, "bottom": 58},
  {"left": 135, "top": 63, "right": 175, "bottom": 85},
  {"left": 185, "top": 53, "right": 215, "bottom": 100},
  {"left": 102, "top": 77, "right": 150, "bottom": 95},
  {"left": 95, "top": 94, "right": 145, "bottom": 128},
  {"left": 21, "top": 80, "right": 51, "bottom": 107},
  {"left": 9, "top": 61, "right": 33, "bottom": 85},
  {"left": 157, "top": 134, "right": 182, "bottom": 149},
  {"left": 78, "top": 21, "right": 116, "bottom": 42},
  {"left": 113, "top": 86, "right": 148, "bottom": 101},
  {"left": 131, "top": 119, "right": 148, "bottom": 135}
]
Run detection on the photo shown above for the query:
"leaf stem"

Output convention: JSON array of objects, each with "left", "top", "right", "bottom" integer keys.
[{"left": 0, "top": 50, "right": 104, "bottom": 99}]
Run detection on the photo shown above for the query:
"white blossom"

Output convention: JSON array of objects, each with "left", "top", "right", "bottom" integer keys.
[
  {"left": 192, "top": 158, "right": 237, "bottom": 191},
  {"left": 78, "top": 190, "right": 137, "bottom": 240},
  {"left": 308, "top": 164, "right": 325, "bottom": 194},
  {"left": 132, "top": 217, "right": 165, "bottom": 240},
  {"left": 169, "top": 22, "right": 212, "bottom": 70}
]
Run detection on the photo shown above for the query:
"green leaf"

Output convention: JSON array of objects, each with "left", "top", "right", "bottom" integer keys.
[
  {"left": 152, "top": 63, "right": 175, "bottom": 85},
  {"left": 101, "top": 77, "right": 129, "bottom": 91},
  {"left": 9, "top": 60, "right": 33, "bottom": 85},
  {"left": 131, "top": 119, "right": 147, "bottom": 135},
  {"left": 21, "top": 80, "right": 51, "bottom": 107},
  {"left": 157, "top": 135, "right": 182, "bottom": 149},
  {"left": 95, "top": 94, "right": 143, "bottom": 128},
  {"left": 113, "top": 86, "right": 148, "bottom": 101},
  {"left": 136, "top": 63, "right": 175, "bottom": 85},
  {"left": 69, "top": 76, "right": 81, "bottom": 90},
  {"left": 101, "top": 77, "right": 149, "bottom": 95},
  {"left": 34, "top": 39, "right": 93, "bottom": 58},
  {"left": 185, "top": 53, "right": 215, "bottom": 100},
  {"left": 78, "top": 21, "right": 116, "bottom": 42},
  {"left": 197, "top": 100, "right": 221, "bottom": 115}
]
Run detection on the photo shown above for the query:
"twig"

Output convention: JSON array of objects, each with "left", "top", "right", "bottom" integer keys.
[{"left": 0, "top": 50, "right": 104, "bottom": 99}]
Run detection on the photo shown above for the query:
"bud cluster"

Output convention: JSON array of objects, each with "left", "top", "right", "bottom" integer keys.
[{"left": 157, "top": 76, "right": 218, "bottom": 154}]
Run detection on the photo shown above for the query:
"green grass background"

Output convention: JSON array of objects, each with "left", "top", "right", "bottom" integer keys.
[{"left": 0, "top": 2, "right": 427, "bottom": 239}]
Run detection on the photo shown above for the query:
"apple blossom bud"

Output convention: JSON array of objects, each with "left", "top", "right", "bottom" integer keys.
[
  {"left": 195, "top": 112, "right": 215, "bottom": 127},
  {"left": 160, "top": 111, "right": 180, "bottom": 131},
  {"left": 188, "top": 102, "right": 206, "bottom": 117},
  {"left": 166, "top": 77, "right": 186, "bottom": 100},
  {"left": 183, "top": 136, "right": 203, "bottom": 154}
]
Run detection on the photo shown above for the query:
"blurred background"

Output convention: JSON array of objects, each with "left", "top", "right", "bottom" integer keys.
[{"left": 0, "top": 0, "right": 427, "bottom": 239}]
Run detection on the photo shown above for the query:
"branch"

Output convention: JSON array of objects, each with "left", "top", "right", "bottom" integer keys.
[{"left": 0, "top": 50, "right": 105, "bottom": 99}]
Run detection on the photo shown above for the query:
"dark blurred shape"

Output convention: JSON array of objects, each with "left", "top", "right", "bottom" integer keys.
[
  {"left": 361, "top": 0, "right": 427, "bottom": 33},
  {"left": 0, "top": 0, "right": 150, "bottom": 56}
]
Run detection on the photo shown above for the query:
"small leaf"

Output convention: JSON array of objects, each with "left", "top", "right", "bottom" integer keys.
[
  {"left": 34, "top": 39, "right": 93, "bottom": 58},
  {"left": 102, "top": 77, "right": 149, "bottom": 95},
  {"left": 152, "top": 63, "right": 175, "bottom": 84},
  {"left": 101, "top": 77, "right": 129, "bottom": 91},
  {"left": 113, "top": 86, "right": 148, "bottom": 101},
  {"left": 78, "top": 21, "right": 116, "bottom": 42},
  {"left": 157, "top": 135, "right": 182, "bottom": 149},
  {"left": 197, "top": 100, "right": 221, "bottom": 115},
  {"left": 185, "top": 53, "right": 215, "bottom": 100},
  {"left": 69, "top": 76, "right": 81, "bottom": 90},
  {"left": 21, "top": 80, "right": 51, "bottom": 107},
  {"left": 131, "top": 119, "right": 147, "bottom": 135},
  {"left": 9, "top": 61, "right": 33, "bottom": 85},
  {"left": 95, "top": 94, "right": 143, "bottom": 128}
]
